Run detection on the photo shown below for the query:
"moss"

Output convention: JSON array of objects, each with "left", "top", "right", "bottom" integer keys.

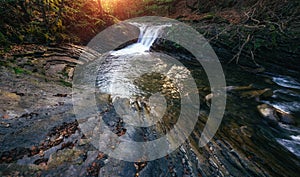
[
  {"left": 13, "top": 67, "right": 32, "bottom": 75},
  {"left": 203, "top": 13, "right": 215, "bottom": 20},
  {"left": 0, "top": 61, "right": 10, "bottom": 67},
  {"left": 13, "top": 67, "right": 24, "bottom": 74},
  {"left": 59, "top": 79, "right": 72, "bottom": 87}
]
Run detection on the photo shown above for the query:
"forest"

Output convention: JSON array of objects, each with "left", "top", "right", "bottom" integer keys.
[{"left": 0, "top": 0, "right": 299, "bottom": 66}]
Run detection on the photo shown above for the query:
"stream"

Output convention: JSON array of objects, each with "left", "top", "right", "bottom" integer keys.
[{"left": 0, "top": 21, "right": 299, "bottom": 176}]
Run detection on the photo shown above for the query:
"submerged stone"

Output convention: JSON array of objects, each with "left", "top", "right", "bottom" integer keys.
[{"left": 257, "top": 104, "right": 279, "bottom": 126}]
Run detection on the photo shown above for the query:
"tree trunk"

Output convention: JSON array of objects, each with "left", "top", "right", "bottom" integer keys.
[{"left": 97, "top": 0, "right": 103, "bottom": 16}]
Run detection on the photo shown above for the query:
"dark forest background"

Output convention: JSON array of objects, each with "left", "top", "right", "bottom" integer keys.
[{"left": 0, "top": 0, "right": 299, "bottom": 66}]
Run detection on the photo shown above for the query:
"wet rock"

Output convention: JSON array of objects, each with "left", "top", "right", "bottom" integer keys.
[
  {"left": 276, "top": 111, "right": 295, "bottom": 125},
  {"left": 134, "top": 161, "right": 147, "bottom": 173},
  {"left": 79, "top": 139, "right": 90, "bottom": 146},
  {"left": 240, "top": 88, "right": 273, "bottom": 99},
  {"left": 47, "top": 148, "right": 84, "bottom": 168},
  {"left": 258, "top": 88, "right": 273, "bottom": 99},
  {"left": 2, "top": 114, "right": 9, "bottom": 119},
  {"left": 66, "top": 67, "right": 74, "bottom": 80},
  {"left": 0, "top": 147, "right": 30, "bottom": 163},
  {"left": 0, "top": 122, "right": 10, "bottom": 128},
  {"left": 39, "top": 121, "right": 78, "bottom": 150},
  {"left": 0, "top": 90, "right": 21, "bottom": 101},
  {"left": 45, "top": 63, "right": 67, "bottom": 77},
  {"left": 45, "top": 56, "right": 84, "bottom": 65},
  {"left": 205, "top": 93, "right": 213, "bottom": 107},
  {"left": 257, "top": 104, "right": 279, "bottom": 126},
  {"left": 19, "top": 95, "right": 37, "bottom": 108},
  {"left": 0, "top": 90, "right": 22, "bottom": 116},
  {"left": 239, "top": 65, "right": 265, "bottom": 74},
  {"left": 86, "top": 162, "right": 101, "bottom": 176},
  {"left": 226, "top": 84, "right": 253, "bottom": 91},
  {"left": 33, "top": 158, "right": 48, "bottom": 165},
  {"left": 205, "top": 85, "right": 255, "bottom": 106},
  {"left": 30, "top": 146, "right": 39, "bottom": 156},
  {"left": 257, "top": 104, "right": 296, "bottom": 126}
]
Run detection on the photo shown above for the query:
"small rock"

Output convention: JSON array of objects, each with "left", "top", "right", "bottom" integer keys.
[
  {"left": 0, "top": 90, "right": 21, "bottom": 101},
  {"left": 78, "top": 138, "right": 90, "bottom": 146},
  {"left": 67, "top": 67, "right": 74, "bottom": 80},
  {"left": 258, "top": 104, "right": 296, "bottom": 125},
  {"left": 205, "top": 93, "right": 213, "bottom": 107},
  {"left": 259, "top": 88, "right": 273, "bottom": 99},
  {"left": 226, "top": 84, "right": 253, "bottom": 91},
  {"left": 205, "top": 93, "right": 213, "bottom": 102},
  {"left": 39, "top": 150, "right": 45, "bottom": 157},
  {"left": 97, "top": 152, "right": 105, "bottom": 160},
  {"left": 48, "top": 149, "right": 84, "bottom": 168},
  {"left": 34, "top": 158, "right": 48, "bottom": 165},
  {"left": 241, "top": 88, "right": 273, "bottom": 99},
  {"left": 45, "top": 64, "right": 67, "bottom": 77},
  {"left": 1, "top": 122, "right": 10, "bottom": 127},
  {"left": 257, "top": 104, "right": 279, "bottom": 126}
]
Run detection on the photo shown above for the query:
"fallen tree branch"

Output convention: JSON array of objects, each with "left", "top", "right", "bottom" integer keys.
[{"left": 228, "top": 34, "right": 251, "bottom": 64}]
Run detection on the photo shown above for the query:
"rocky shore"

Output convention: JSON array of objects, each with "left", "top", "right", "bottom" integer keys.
[{"left": 0, "top": 44, "right": 299, "bottom": 176}]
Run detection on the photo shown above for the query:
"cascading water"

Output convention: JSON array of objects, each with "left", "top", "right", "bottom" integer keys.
[
  {"left": 137, "top": 24, "right": 168, "bottom": 49},
  {"left": 95, "top": 22, "right": 186, "bottom": 154},
  {"left": 98, "top": 20, "right": 300, "bottom": 164},
  {"left": 98, "top": 22, "right": 172, "bottom": 98},
  {"left": 111, "top": 23, "right": 171, "bottom": 56}
]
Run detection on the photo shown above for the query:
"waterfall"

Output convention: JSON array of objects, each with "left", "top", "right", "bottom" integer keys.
[
  {"left": 111, "top": 23, "right": 170, "bottom": 56},
  {"left": 98, "top": 22, "right": 172, "bottom": 99},
  {"left": 137, "top": 24, "right": 168, "bottom": 50}
]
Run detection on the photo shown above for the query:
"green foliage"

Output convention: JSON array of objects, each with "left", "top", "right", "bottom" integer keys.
[
  {"left": 103, "top": 0, "right": 176, "bottom": 19},
  {"left": 140, "top": 0, "right": 176, "bottom": 16},
  {"left": 13, "top": 67, "right": 24, "bottom": 74},
  {"left": 0, "top": 0, "right": 178, "bottom": 45},
  {"left": 59, "top": 79, "right": 72, "bottom": 87},
  {"left": 0, "top": 0, "right": 64, "bottom": 44},
  {"left": 0, "top": 0, "right": 116, "bottom": 45},
  {"left": 253, "top": 38, "right": 264, "bottom": 50},
  {"left": 13, "top": 66, "right": 31, "bottom": 74}
]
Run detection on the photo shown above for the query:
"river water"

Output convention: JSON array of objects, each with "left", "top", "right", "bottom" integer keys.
[{"left": 91, "top": 22, "right": 300, "bottom": 175}]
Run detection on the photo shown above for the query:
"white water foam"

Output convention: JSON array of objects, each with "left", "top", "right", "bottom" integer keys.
[
  {"left": 277, "top": 138, "right": 300, "bottom": 158},
  {"left": 111, "top": 23, "right": 171, "bottom": 56},
  {"left": 277, "top": 124, "right": 300, "bottom": 158},
  {"left": 272, "top": 76, "right": 300, "bottom": 89},
  {"left": 261, "top": 100, "right": 300, "bottom": 114},
  {"left": 291, "top": 135, "right": 300, "bottom": 141}
]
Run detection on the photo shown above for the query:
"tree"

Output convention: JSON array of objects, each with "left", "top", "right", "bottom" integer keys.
[{"left": 97, "top": 0, "right": 103, "bottom": 16}]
